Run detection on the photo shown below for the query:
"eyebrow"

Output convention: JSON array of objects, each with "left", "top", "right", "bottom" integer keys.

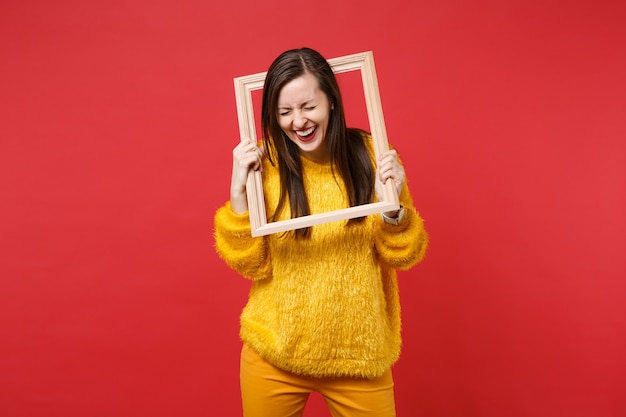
[{"left": 278, "top": 100, "right": 316, "bottom": 110}]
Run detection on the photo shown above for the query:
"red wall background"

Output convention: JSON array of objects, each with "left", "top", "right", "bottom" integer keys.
[{"left": 1, "top": 1, "right": 624, "bottom": 416}]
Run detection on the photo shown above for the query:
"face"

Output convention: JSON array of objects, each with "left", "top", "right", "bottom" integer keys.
[{"left": 277, "top": 72, "right": 332, "bottom": 163}]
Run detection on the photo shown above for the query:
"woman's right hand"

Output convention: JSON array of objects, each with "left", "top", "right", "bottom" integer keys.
[{"left": 230, "top": 138, "right": 265, "bottom": 214}]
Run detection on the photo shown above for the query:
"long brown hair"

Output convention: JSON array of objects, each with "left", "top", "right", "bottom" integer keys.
[{"left": 261, "top": 47, "right": 374, "bottom": 237}]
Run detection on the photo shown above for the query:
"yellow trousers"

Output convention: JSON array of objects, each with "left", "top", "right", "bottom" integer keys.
[{"left": 240, "top": 344, "right": 397, "bottom": 417}]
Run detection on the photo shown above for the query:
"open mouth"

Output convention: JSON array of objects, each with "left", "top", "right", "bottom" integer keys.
[{"left": 295, "top": 126, "right": 317, "bottom": 142}]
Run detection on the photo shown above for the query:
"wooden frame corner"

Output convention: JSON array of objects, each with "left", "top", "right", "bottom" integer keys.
[{"left": 233, "top": 51, "right": 399, "bottom": 237}]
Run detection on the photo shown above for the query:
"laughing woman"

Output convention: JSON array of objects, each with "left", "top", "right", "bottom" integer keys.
[{"left": 214, "top": 47, "right": 428, "bottom": 417}]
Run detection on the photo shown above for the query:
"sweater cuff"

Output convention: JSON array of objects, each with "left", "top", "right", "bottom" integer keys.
[
  {"left": 378, "top": 206, "right": 416, "bottom": 233},
  {"left": 215, "top": 201, "right": 252, "bottom": 234}
]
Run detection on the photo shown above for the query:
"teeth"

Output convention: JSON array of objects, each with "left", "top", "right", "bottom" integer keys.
[{"left": 298, "top": 126, "right": 315, "bottom": 137}]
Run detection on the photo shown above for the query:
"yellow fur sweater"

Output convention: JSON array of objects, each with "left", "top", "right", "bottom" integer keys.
[{"left": 214, "top": 141, "right": 428, "bottom": 379}]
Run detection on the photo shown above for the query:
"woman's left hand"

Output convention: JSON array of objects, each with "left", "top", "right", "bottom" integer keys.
[{"left": 375, "top": 149, "right": 405, "bottom": 200}]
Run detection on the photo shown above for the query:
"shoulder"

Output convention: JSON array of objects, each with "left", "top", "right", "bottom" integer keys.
[
  {"left": 351, "top": 129, "right": 399, "bottom": 154},
  {"left": 347, "top": 128, "right": 374, "bottom": 150}
]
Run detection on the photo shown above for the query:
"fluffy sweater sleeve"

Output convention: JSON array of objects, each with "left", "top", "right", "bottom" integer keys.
[
  {"left": 214, "top": 202, "right": 272, "bottom": 281},
  {"left": 374, "top": 179, "right": 429, "bottom": 270}
]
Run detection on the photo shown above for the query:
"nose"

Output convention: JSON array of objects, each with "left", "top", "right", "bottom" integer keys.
[{"left": 293, "top": 110, "right": 307, "bottom": 129}]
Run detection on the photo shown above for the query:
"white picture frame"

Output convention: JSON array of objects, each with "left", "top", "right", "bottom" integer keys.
[{"left": 233, "top": 51, "right": 399, "bottom": 237}]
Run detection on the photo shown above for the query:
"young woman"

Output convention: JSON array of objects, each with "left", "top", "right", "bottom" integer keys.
[{"left": 214, "top": 47, "right": 428, "bottom": 417}]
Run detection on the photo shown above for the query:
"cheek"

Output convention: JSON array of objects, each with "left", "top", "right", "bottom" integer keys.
[
  {"left": 312, "top": 109, "right": 329, "bottom": 125},
  {"left": 277, "top": 118, "right": 290, "bottom": 131},
  {"left": 319, "top": 113, "right": 331, "bottom": 129}
]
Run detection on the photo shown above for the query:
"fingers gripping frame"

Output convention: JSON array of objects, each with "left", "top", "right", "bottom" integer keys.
[{"left": 233, "top": 51, "right": 399, "bottom": 237}]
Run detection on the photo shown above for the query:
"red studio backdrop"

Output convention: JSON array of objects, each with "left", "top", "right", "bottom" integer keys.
[{"left": 1, "top": 1, "right": 625, "bottom": 416}]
